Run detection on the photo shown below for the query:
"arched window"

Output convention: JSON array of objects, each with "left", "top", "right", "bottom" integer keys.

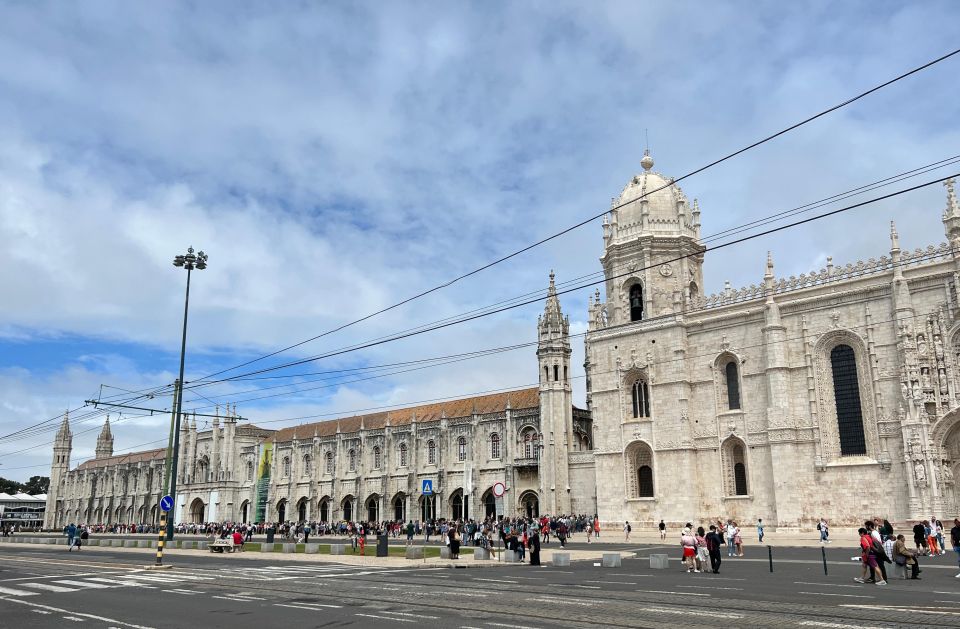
[
  {"left": 282, "top": 457, "right": 290, "bottom": 477},
  {"left": 399, "top": 443, "right": 408, "bottom": 467},
  {"left": 632, "top": 380, "right": 650, "bottom": 418},
  {"left": 544, "top": 366, "right": 549, "bottom": 382},
  {"left": 689, "top": 281, "right": 698, "bottom": 301},
  {"left": 626, "top": 441, "right": 654, "bottom": 498},
  {"left": 831, "top": 344, "right": 866, "bottom": 456},
  {"left": 427, "top": 440, "right": 437, "bottom": 465},
  {"left": 629, "top": 283, "right": 643, "bottom": 322},
  {"left": 324, "top": 451, "right": 333, "bottom": 474},
  {"left": 553, "top": 364, "right": 559, "bottom": 381},
  {"left": 302, "top": 454, "right": 312, "bottom": 476},
  {"left": 725, "top": 361, "right": 741, "bottom": 410},
  {"left": 722, "top": 437, "right": 748, "bottom": 496},
  {"left": 348, "top": 449, "right": 357, "bottom": 471},
  {"left": 522, "top": 428, "right": 540, "bottom": 458},
  {"left": 373, "top": 446, "right": 382, "bottom": 470},
  {"left": 457, "top": 437, "right": 467, "bottom": 462},
  {"left": 490, "top": 433, "right": 501, "bottom": 459}
]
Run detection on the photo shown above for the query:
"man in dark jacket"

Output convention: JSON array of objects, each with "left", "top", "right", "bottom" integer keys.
[{"left": 705, "top": 525, "right": 723, "bottom": 574}]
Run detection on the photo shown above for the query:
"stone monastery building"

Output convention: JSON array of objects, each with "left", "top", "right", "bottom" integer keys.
[{"left": 45, "top": 153, "right": 960, "bottom": 529}]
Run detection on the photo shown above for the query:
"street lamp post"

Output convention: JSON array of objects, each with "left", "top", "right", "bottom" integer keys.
[{"left": 165, "top": 247, "right": 207, "bottom": 540}]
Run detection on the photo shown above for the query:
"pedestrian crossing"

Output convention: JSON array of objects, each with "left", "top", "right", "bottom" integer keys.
[{"left": 0, "top": 563, "right": 427, "bottom": 600}]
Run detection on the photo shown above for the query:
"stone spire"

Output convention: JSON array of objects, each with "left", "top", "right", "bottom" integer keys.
[
  {"left": 942, "top": 178, "right": 960, "bottom": 242},
  {"left": 95, "top": 415, "right": 114, "bottom": 459},
  {"left": 55, "top": 410, "right": 72, "bottom": 443},
  {"left": 890, "top": 221, "right": 904, "bottom": 280},
  {"left": 539, "top": 270, "right": 566, "bottom": 336}
]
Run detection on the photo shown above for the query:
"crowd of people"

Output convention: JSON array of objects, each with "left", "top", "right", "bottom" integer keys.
[{"left": 855, "top": 516, "right": 960, "bottom": 585}]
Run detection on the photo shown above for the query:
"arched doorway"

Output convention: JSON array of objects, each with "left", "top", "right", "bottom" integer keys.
[
  {"left": 449, "top": 490, "right": 463, "bottom": 520},
  {"left": 276, "top": 499, "right": 287, "bottom": 523},
  {"left": 240, "top": 500, "right": 250, "bottom": 523},
  {"left": 482, "top": 491, "right": 495, "bottom": 519},
  {"left": 366, "top": 495, "right": 379, "bottom": 523},
  {"left": 519, "top": 491, "right": 539, "bottom": 519},
  {"left": 297, "top": 498, "right": 308, "bottom": 522},
  {"left": 393, "top": 494, "right": 405, "bottom": 521},
  {"left": 190, "top": 498, "right": 205, "bottom": 523},
  {"left": 419, "top": 495, "right": 437, "bottom": 521},
  {"left": 319, "top": 498, "right": 330, "bottom": 523},
  {"left": 342, "top": 496, "right": 354, "bottom": 522},
  {"left": 938, "top": 417, "right": 960, "bottom": 514}
]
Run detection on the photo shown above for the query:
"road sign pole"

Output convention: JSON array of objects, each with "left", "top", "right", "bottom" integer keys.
[{"left": 156, "top": 512, "right": 167, "bottom": 566}]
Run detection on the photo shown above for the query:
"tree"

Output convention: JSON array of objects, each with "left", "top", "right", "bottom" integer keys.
[
  {"left": 0, "top": 477, "right": 21, "bottom": 494},
  {"left": 23, "top": 476, "right": 49, "bottom": 495}
]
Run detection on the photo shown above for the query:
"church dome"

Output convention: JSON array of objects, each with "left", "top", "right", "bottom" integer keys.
[{"left": 609, "top": 150, "right": 697, "bottom": 241}]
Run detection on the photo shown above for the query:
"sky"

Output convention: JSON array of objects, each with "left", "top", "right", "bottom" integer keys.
[{"left": 1, "top": 1, "right": 959, "bottom": 481}]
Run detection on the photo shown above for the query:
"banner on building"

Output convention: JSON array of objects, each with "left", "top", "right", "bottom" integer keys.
[{"left": 254, "top": 442, "right": 272, "bottom": 523}]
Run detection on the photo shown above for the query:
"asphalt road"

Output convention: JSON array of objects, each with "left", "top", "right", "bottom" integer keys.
[{"left": 1, "top": 542, "right": 958, "bottom": 628}]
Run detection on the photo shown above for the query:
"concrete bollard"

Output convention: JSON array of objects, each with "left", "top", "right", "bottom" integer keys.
[
  {"left": 405, "top": 546, "right": 424, "bottom": 560},
  {"left": 502, "top": 550, "right": 520, "bottom": 563},
  {"left": 124, "top": 540, "right": 138, "bottom": 548},
  {"left": 649, "top": 554, "right": 669, "bottom": 569},
  {"left": 260, "top": 543, "right": 274, "bottom": 553},
  {"left": 601, "top": 553, "right": 622, "bottom": 568},
  {"left": 138, "top": 540, "right": 151, "bottom": 548},
  {"left": 329, "top": 544, "right": 346, "bottom": 555},
  {"left": 282, "top": 543, "right": 295, "bottom": 554},
  {"left": 473, "top": 547, "right": 491, "bottom": 561},
  {"left": 197, "top": 541, "right": 208, "bottom": 550},
  {"left": 552, "top": 552, "right": 571, "bottom": 567},
  {"left": 304, "top": 543, "right": 320, "bottom": 554},
  {"left": 44, "top": 538, "right": 57, "bottom": 545},
  {"left": 111, "top": 539, "right": 124, "bottom": 547},
  {"left": 440, "top": 546, "right": 452, "bottom": 559}
]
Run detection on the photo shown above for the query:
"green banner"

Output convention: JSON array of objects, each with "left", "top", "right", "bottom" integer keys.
[{"left": 254, "top": 442, "right": 272, "bottom": 523}]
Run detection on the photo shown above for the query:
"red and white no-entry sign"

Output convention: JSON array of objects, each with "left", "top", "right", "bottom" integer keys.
[{"left": 492, "top": 481, "right": 506, "bottom": 497}]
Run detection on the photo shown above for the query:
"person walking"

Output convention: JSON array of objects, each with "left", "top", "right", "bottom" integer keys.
[
  {"left": 405, "top": 520, "right": 415, "bottom": 546},
  {"left": 695, "top": 527, "right": 709, "bottom": 574},
  {"left": 705, "top": 525, "right": 723, "bottom": 574},
  {"left": 951, "top": 518, "right": 960, "bottom": 578},
  {"left": 624, "top": 521, "right": 631, "bottom": 542},
  {"left": 756, "top": 518, "right": 764, "bottom": 543},
  {"left": 593, "top": 516, "right": 600, "bottom": 541},
  {"left": 681, "top": 526, "right": 698, "bottom": 573},
  {"left": 854, "top": 527, "right": 886, "bottom": 585},
  {"left": 528, "top": 522, "right": 541, "bottom": 566},
  {"left": 734, "top": 522, "right": 744, "bottom": 557},
  {"left": 658, "top": 519, "right": 666, "bottom": 541},
  {"left": 818, "top": 518, "right": 830, "bottom": 544},
  {"left": 725, "top": 521, "right": 736, "bottom": 557},
  {"left": 65, "top": 522, "right": 77, "bottom": 551},
  {"left": 867, "top": 521, "right": 889, "bottom": 583}
]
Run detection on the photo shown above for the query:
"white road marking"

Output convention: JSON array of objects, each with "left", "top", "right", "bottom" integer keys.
[
  {"left": 799, "top": 622, "right": 890, "bottom": 629},
  {"left": 485, "top": 623, "right": 542, "bottom": 629},
  {"left": 584, "top": 580, "right": 638, "bottom": 585},
  {"left": 21, "top": 582, "right": 79, "bottom": 593},
  {"left": 637, "top": 607, "right": 742, "bottom": 619},
  {"left": 529, "top": 598, "right": 596, "bottom": 607},
  {"left": 934, "top": 591, "right": 960, "bottom": 595},
  {"left": 473, "top": 578, "right": 517, "bottom": 584},
  {"left": 794, "top": 581, "right": 864, "bottom": 589},
  {"left": 283, "top": 602, "right": 342, "bottom": 608},
  {"left": 1, "top": 597, "right": 158, "bottom": 629},
  {"left": 679, "top": 585, "right": 744, "bottom": 591},
  {"left": 382, "top": 611, "right": 440, "bottom": 619},
  {"left": 63, "top": 616, "right": 85, "bottom": 622},
  {"left": 842, "top": 604, "right": 960, "bottom": 616},
  {"left": 798, "top": 592, "right": 873, "bottom": 599},
  {"left": 571, "top": 585, "right": 601, "bottom": 589},
  {"left": 54, "top": 580, "right": 112, "bottom": 589},
  {"left": 275, "top": 603, "right": 338, "bottom": 612},
  {"left": 161, "top": 589, "right": 201, "bottom": 595},
  {"left": 31, "top": 609, "right": 52, "bottom": 614},
  {"left": 636, "top": 589, "right": 709, "bottom": 596},
  {"left": 355, "top": 613, "right": 417, "bottom": 623},
  {"left": 0, "top": 585, "right": 40, "bottom": 596}
]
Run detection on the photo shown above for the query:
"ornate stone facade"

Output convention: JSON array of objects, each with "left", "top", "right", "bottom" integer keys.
[
  {"left": 586, "top": 155, "right": 960, "bottom": 527},
  {"left": 44, "top": 282, "right": 596, "bottom": 527}
]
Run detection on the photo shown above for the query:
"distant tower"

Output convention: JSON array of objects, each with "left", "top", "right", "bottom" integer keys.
[
  {"left": 538, "top": 271, "right": 573, "bottom": 515},
  {"left": 44, "top": 411, "right": 73, "bottom": 529},
  {"left": 95, "top": 415, "right": 114, "bottom": 459}
]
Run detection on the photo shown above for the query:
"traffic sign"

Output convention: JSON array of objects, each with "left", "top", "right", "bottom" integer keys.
[
  {"left": 492, "top": 481, "right": 506, "bottom": 497},
  {"left": 421, "top": 479, "right": 434, "bottom": 495},
  {"left": 159, "top": 495, "right": 174, "bottom": 512}
]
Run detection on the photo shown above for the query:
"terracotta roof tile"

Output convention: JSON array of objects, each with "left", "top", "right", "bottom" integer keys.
[
  {"left": 269, "top": 387, "right": 539, "bottom": 444},
  {"left": 76, "top": 448, "right": 167, "bottom": 471}
]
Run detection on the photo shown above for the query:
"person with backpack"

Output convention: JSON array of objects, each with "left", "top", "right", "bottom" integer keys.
[
  {"left": 623, "top": 521, "right": 632, "bottom": 542},
  {"left": 705, "top": 525, "right": 723, "bottom": 574},
  {"left": 65, "top": 522, "right": 77, "bottom": 550},
  {"left": 854, "top": 526, "right": 886, "bottom": 585}
]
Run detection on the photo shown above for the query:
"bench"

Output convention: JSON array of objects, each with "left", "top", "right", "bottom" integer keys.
[{"left": 209, "top": 538, "right": 242, "bottom": 553}]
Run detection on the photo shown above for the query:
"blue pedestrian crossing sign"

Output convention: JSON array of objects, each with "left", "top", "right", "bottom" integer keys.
[
  {"left": 159, "top": 495, "right": 174, "bottom": 512},
  {"left": 421, "top": 479, "right": 434, "bottom": 495}
]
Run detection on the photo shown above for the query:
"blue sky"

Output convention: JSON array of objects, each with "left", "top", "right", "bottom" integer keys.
[{"left": 1, "top": 1, "right": 959, "bottom": 480}]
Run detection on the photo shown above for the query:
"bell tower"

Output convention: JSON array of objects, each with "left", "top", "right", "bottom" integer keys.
[
  {"left": 538, "top": 271, "right": 573, "bottom": 515},
  {"left": 95, "top": 415, "right": 114, "bottom": 459},
  {"left": 601, "top": 150, "right": 706, "bottom": 323},
  {"left": 45, "top": 411, "right": 72, "bottom": 529}
]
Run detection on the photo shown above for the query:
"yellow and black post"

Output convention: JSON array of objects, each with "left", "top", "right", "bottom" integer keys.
[{"left": 156, "top": 512, "right": 167, "bottom": 565}]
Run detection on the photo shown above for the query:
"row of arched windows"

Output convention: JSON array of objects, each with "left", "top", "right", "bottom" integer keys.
[
  {"left": 275, "top": 433, "right": 509, "bottom": 479},
  {"left": 627, "top": 437, "right": 750, "bottom": 500},
  {"left": 628, "top": 360, "right": 742, "bottom": 420}
]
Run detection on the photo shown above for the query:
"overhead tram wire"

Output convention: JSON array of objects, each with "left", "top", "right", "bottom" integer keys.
[
  {"left": 185, "top": 47, "right": 960, "bottom": 385},
  {"left": 171, "top": 153, "right": 960, "bottom": 394},
  {"left": 1, "top": 303, "right": 940, "bottom": 462},
  {"left": 170, "top": 275, "right": 942, "bottom": 417},
  {"left": 168, "top": 173, "right": 958, "bottom": 392}
]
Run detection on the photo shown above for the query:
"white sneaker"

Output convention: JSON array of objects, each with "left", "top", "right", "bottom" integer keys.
[
  {"left": 853, "top": 577, "right": 865, "bottom": 583},
  {"left": 954, "top": 572, "right": 960, "bottom": 578},
  {"left": 875, "top": 580, "right": 887, "bottom": 586}
]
